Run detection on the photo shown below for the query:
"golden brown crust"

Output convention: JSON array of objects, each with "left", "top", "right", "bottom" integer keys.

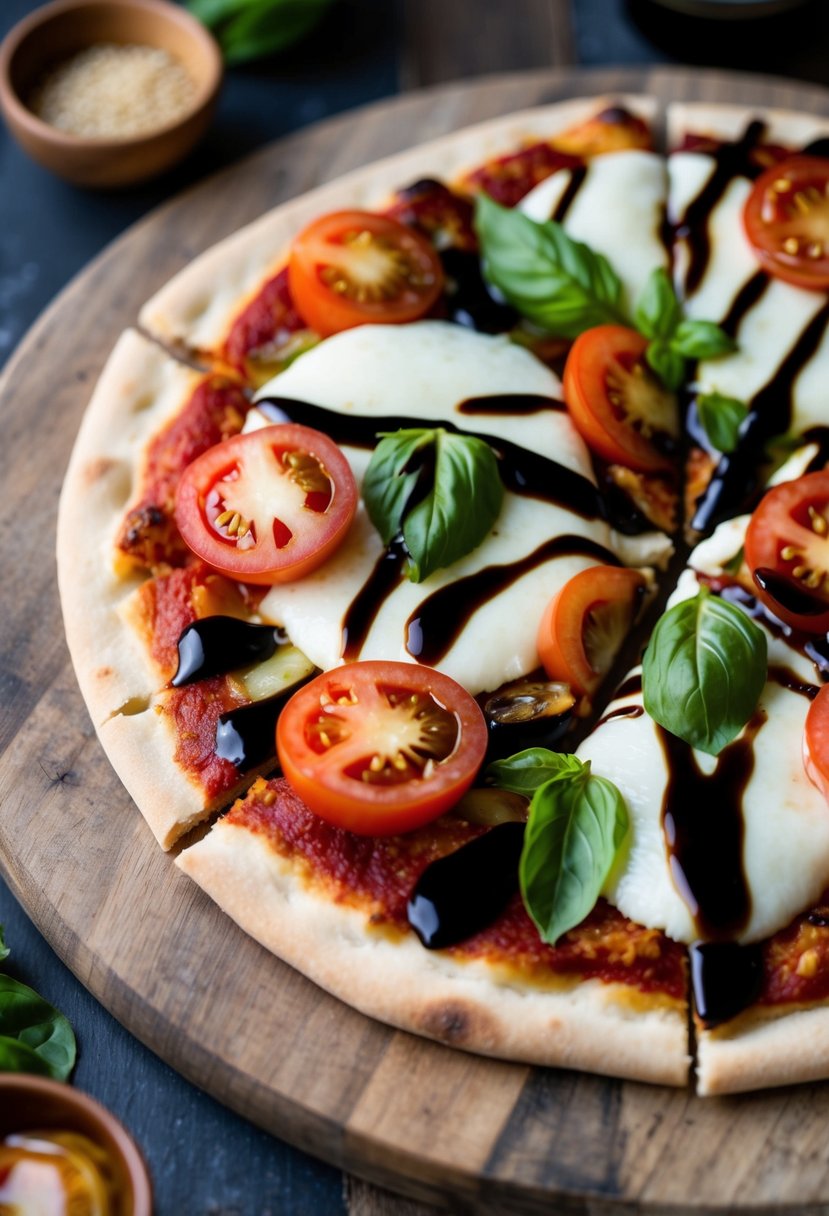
[
  {"left": 697, "top": 1006, "right": 829, "bottom": 1096},
  {"left": 177, "top": 818, "right": 690, "bottom": 1085}
]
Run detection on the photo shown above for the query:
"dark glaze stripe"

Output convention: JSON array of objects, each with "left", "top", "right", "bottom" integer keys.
[
  {"left": 257, "top": 396, "right": 604, "bottom": 519},
  {"left": 691, "top": 301, "right": 829, "bottom": 534},
  {"left": 678, "top": 119, "right": 767, "bottom": 297},
  {"left": 551, "top": 165, "right": 587, "bottom": 224},
  {"left": 613, "top": 672, "right": 643, "bottom": 700},
  {"left": 767, "top": 664, "right": 819, "bottom": 700},
  {"left": 716, "top": 581, "right": 829, "bottom": 682},
  {"left": 405, "top": 536, "right": 620, "bottom": 667},
  {"left": 457, "top": 394, "right": 565, "bottom": 415},
  {"left": 658, "top": 710, "right": 766, "bottom": 941},
  {"left": 341, "top": 541, "right": 408, "bottom": 661},
  {"left": 596, "top": 704, "right": 644, "bottom": 728},
  {"left": 215, "top": 691, "right": 296, "bottom": 771},
  {"left": 690, "top": 941, "right": 764, "bottom": 1028},
  {"left": 718, "top": 270, "right": 769, "bottom": 340},
  {"left": 407, "top": 822, "right": 526, "bottom": 949}
]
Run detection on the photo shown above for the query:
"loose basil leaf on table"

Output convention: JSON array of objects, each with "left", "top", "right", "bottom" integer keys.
[
  {"left": 475, "top": 193, "right": 628, "bottom": 337},
  {"left": 642, "top": 586, "right": 767, "bottom": 756},
  {"left": 696, "top": 391, "right": 749, "bottom": 455},
  {"left": 486, "top": 746, "right": 583, "bottom": 796},
  {"left": 0, "top": 930, "right": 77, "bottom": 1080},
  {"left": 187, "top": 0, "right": 333, "bottom": 64},
  {"left": 518, "top": 758, "right": 629, "bottom": 946},
  {"left": 362, "top": 427, "right": 503, "bottom": 583}
]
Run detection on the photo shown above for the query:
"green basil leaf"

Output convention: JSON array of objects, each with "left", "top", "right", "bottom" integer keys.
[
  {"left": 404, "top": 431, "right": 503, "bottom": 582},
  {"left": 0, "top": 1035, "right": 53, "bottom": 1076},
  {"left": 634, "top": 268, "right": 682, "bottom": 340},
  {"left": 519, "top": 760, "right": 629, "bottom": 946},
  {"left": 671, "top": 319, "right": 736, "bottom": 361},
  {"left": 188, "top": 0, "right": 333, "bottom": 63},
  {"left": 363, "top": 428, "right": 503, "bottom": 583},
  {"left": 474, "top": 193, "right": 627, "bottom": 337},
  {"left": 0, "top": 975, "right": 76, "bottom": 1081},
  {"left": 642, "top": 587, "right": 767, "bottom": 756},
  {"left": 0, "top": 927, "right": 8, "bottom": 964},
  {"left": 645, "top": 338, "right": 686, "bottom": 391},
  {"left": 486, "top": 748, "right": 583, "bottom": 796},
  {"left": 362, "top": 429, "right": 436, "bottom": 546},
  {"left": 696, "top": 392, "right": 749, "bottom": 454}
]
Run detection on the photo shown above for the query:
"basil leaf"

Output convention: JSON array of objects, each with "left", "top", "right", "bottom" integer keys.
[
  {"left": 634, "top": 268, "right": 682, "bottom": 341},
  {"left": 671, "top": 319, "right": 736, "bottom": 361},
  {"left": 362, "top": 429, "right": 435, "bottom": 546},
  {"left": 0, "top": 928, "right": 8, "bottom": 964},
  {"left": 696, "top": 392, "right": 749, "bottom": 454},
  {"left": 475, "top": 193, "right": 627, "bottom": 337},
  {"left": 642, "top": 587, "right": 767, "bottom": 756},
  {"left": 0, "top": 974, "right": 76, "bottom": 1080},
  {"left": 645, "top": 338, "right": 686, "bottom": 392},
  {"left": 519, "top": 760, "right": 629, "bottom": 946},
  {"left": 362, "top": 428, "right": 503, "bottom": 583},
  {"left": 0, "top": 1036, "right": 54, "bottom": 1076},
  {"left": 486, "top": 748, "right": 583, "bottom": 796},
  {"left": 187, "top": 0, "right": 333, "bottom": 63}
]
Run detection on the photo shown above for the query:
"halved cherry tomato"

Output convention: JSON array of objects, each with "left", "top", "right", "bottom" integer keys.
[
  {"left": 174, "top": 424, "right": 357, "bottom": 585},
  {"left": 287, "top": 210, "right": 444, "bottom": 337},
  {"left": 804, "top": 685, "right": 829, "bottom": 804},
  {"left": 562, "top": 326, "right": 678, "bottom": 473},
  {"left": 744, "top": 470, "right": 829, "bottom": 634},
  {"left": 537, "top": 566, "right": 647, "bottom": 699},
  {"left": 276, "top": 661, "right": 488, "bottom": 835},
  {"left": 743, "top": 156, "right": 829, "bottom": 291}
]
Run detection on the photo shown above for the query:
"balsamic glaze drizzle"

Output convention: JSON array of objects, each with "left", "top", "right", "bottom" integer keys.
[
  {"left": 341, "top": 541, "right": 409, "bottom": 662},
  {"left": 172, "top": 616, "right": 285, "bottom": 687},
  {"left": 215, "top": 689, "right": 298, "bottom": 772},
  {"left": 658, "top": 710, "right": 766, "bottom": 941},
  {"left": 551, "top": 165, "right": 587, "bottom": 224},
  {"left": 407, "top": 822, "right": 526, "bottom": 949},
  {"left": 690, "top": 941, "right": 764, "bottom": 1028},
  {"left": 405, "top": 535, "right": 620, "bottom": 667}
]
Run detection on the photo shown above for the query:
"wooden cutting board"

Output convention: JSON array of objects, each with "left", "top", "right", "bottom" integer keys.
[{"left": 5, "top": 67, "right": 829, "bottom": 1216}]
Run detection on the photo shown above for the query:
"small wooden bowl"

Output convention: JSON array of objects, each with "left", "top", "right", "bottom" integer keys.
[
  {"left": 0, "top": 1073, "right": 152, "bottom": 1214},
  {"left": 0, "top": 0, "right": 222, "bottom": 187}
]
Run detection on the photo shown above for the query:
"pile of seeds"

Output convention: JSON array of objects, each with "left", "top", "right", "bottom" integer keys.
[{"left": 28, "top": 43, "right": 196, "bottom": 139}]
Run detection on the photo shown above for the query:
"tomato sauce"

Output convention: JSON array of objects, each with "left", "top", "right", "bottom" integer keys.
[
  {"left": 163, "top": 680, "right": 244, "bottom": 801},
  {"left": 759, "top": 897, "right": 829, "bottom": 1006},
  {"left": 117, "top": 375, "right": 250, "bottom": 570},
  {"left": 223, "top": 267, "right": 308, "bottom": 378},
  {"left": 463, "top": 143, "right": 582, "bottom": 208},
  {"left": 232, "top": 778, "right": 686, "bottom": 999}
]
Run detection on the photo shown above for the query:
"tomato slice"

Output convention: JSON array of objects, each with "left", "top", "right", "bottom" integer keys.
[
  {"left": 743, "top": 156, "right": 829, "bottom": 291},
  {"left": 562, "top": 326, "right": 678, "bottom": 473},
  {"left": 174, "top": 424, "right": 357, "bottom": 586},
  {"left": 276, "top": 661, "right": 488, "bottom": 835},
  {"left": 537, "top": 566, "right": 647, "bottom": 699},
  {"left": 744, "top": 470, "right": 829, "bottom": 633},
  {"left": 804, "top": 685, "right": 829, "bottom": 804},
  {"left": 287, "top": 210, "right": 444, "bottom": 337}
]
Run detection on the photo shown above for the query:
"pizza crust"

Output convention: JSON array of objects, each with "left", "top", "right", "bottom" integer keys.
[
  {"left": 666, "top": 99, "right": 829, "bottom": 149},
  {"left": 697, "top": 1006, "right": 829, "bottom": 1096},
  {"left": 139, "top": 94, "right": 657, "bottom": 355},
  {"left": 177, "top": 817, "right": 690, "bottom": 1086}
]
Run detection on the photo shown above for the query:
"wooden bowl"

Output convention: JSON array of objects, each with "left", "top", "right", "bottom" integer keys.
[
  {"left": 0, "top": 0, "right": 222, "bottom": 187},
  {"left": 0, "top": 1073, "right": 152, "bottom": 1214}
]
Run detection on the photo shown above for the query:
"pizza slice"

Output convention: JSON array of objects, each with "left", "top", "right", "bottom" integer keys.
[
  {"left": 137, "top": 95, "right": 661, "bottom": 384},
  {"left": 666, "top": 102, "right": 829, "bottom": 536}
]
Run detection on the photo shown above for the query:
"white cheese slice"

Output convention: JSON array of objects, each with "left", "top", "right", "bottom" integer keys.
[
  {"left": 244, "top": 321, "right": 619, "bottom": 695},
  {"left": 519, "top": 149, "right": 669, "bottom": 312},
  {"left": 578, "top": 518, "right": 829, "bottom": 945},
  {"left": 669, "top": 150, "right": 829, "bottom": 436}
]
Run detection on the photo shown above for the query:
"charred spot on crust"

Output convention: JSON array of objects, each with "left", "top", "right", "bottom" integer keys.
[
  {"left": 95, "top": 666, "right": 114, "bottom": 680},
  {"left": 418, "top": 999, "right": 497, "bottom": 1048}
]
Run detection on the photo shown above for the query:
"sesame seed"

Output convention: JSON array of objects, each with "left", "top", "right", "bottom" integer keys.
[{"left": 28, "top": 44, "right": 196, "bottom": 140}]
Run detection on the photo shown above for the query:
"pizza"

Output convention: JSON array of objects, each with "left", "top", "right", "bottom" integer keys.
[{"left": 55, "top": 93, "right": 829, "bottom": 1096}]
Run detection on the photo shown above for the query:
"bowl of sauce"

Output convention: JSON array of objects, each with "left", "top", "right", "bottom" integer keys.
[
  {"left": 0, "top": 1074, "right": 151, "bottom": 1215},
  {"left": 0, "top": 0, "right": 222, "bottom": 187}
]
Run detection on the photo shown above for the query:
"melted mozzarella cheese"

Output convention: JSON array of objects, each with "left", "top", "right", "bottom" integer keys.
[
  {"left": 578, "top": 519, "right": 829, "bottom": 944},
  {"left": 669, "top": 151, "right": 829, "bottom": 435},
  {"left": 246, "top": 322, "right": 618, "bottom": 695},
  {"left": 519, "top": 150, "right": 669, "bottom": 311}
]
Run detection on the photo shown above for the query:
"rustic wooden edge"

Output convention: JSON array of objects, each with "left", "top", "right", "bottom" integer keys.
[{"left": 5, "top": 67, "right": 829, "bottom": 1215}]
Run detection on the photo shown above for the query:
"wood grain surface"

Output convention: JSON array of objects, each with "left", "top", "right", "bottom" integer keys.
[{"left": 5, "top": 67, "right": 829, "bottom": 1216}]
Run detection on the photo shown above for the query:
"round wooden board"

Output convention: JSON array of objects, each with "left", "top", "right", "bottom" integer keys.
[{"left": 6, "top": 66, "right": 829, "bottom": 1216}]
